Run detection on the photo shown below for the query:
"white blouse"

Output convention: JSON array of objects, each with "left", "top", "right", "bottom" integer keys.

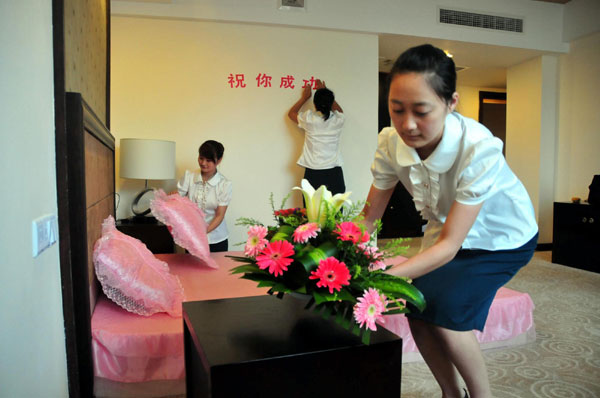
[
  {"left": 371, "top": 112, "right": 538, "bottom": 251},
  {"left": 177, "top": 170, "right": 232, "bottom": 244},
  {"left": 296, "top": 109, "right": 345, "bottom": 170}
]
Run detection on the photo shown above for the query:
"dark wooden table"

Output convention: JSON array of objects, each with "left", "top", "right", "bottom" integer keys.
[{"left": 183, "top": 295, "right": 403, "bottom": 398}]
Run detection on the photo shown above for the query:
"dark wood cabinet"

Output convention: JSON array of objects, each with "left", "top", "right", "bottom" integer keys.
[
  {"left": 552, "top": 202, "right": 599, "bottom": 272},
  {"left": 116, "top": 218, "right": 175, "bottom": 254}
]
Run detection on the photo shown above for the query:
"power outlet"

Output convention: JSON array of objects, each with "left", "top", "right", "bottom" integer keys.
[{"left": 32, "top": 214, "right": 58, "bottom": 257}]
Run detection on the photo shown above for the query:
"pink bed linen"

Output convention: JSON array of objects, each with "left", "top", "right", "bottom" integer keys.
[
  {"left": 382, "top": 286, "right": 535, "bottom": 356},
  {"left": 91, "top": 252, "right": 535, "bottom": 383},
  {"left": 92, "top": 252, "right": 269, "bottom": 383}
]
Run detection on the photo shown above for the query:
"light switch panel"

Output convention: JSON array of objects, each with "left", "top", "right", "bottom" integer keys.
[{"left": 32, "top": 214, "right": 58, "bottom": 257}]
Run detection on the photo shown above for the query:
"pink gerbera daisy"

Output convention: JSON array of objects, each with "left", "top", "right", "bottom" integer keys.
[
  {"left": 244, "top": 225, "right": 268, "bottom": 257},
  {"left": 255, "top": 240, "right": 295, "bottom": 277},
  {"left": 309, "top": 257, "right": 351, "bottom": 294},
  {"left": 353, "top": 288, "right": 387, "bottom": 331},
  {"left": 334, "top": 221, "right": 367, "bottom": 244},
  {"left": 292, "top": 223, "right": 320, "bottom": 243}
]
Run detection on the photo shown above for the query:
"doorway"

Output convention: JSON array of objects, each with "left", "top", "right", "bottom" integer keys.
[{"left": 479, "top": 91, "right": 507, "bottom": 155}]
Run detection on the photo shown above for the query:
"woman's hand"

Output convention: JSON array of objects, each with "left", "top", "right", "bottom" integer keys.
[
  {"left": 288, "top": 85, "right": 312, "bottom": 123},
  {"left": 385, "top": 201, "right": 483, "bottom": 280},
  {"left": 315, "top": 79, "right": 326, "bottom": 89}
]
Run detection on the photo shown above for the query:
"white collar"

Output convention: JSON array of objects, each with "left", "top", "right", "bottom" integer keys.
[
  {"left": 395, "top": 113, "right": 462, "bottom": 173},
  {"left": 193, "top": 171, "right": 222, "bottom": 186}
]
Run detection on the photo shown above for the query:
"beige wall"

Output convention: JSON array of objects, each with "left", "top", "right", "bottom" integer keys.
[
  {"left": 556, "top": 32, "right": 600, "bottom": 203},
  {"left": 112, "top": 16, "right": 378, "bottom": 245},
  {"left": 507, "top": 58, "right": 544, "bottom": 237},
  {"left": 0, "top": 1, "right": 68, "bottom": 396},
  {"left": 504, "top": 33, "right": 599, "bottom": 244},
  {"left": 506, "top": 55, "right": 561, "bottom": 245}
]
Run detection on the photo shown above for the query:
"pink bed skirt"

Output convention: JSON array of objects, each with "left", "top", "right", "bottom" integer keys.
[{"left": 91, "top": 252, "right": 535, "bottom": 383}]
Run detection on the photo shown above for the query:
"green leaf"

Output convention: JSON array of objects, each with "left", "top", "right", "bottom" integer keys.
[
  {"left": 270, "top": 283, "right": 292, "bottom": 292},
  {"left": 296, "top": 240, "right": 338, "bottom": 273},
  {"left": 227, "top": 255, "right": 257, "bottom": 263},
  {"left": 361, "top": 329, "right": 371, "bottom": 345},
  {"left": 256, "top": 280, "right": 277, "bottom": 288},
  {"left": 270, "top": 225, "right": 295, "bottom": 242},
  {"left": 312, "top": 291, "right": 329, "bottom": 305},
  {"left": 241, "top": 274, "right": 277, "bottom": 283},
  {"left": 334, "top": 288, "right": 356, "bottom": 303},
  {"left": 368, "top": 277, "right": 426, "bottom": 312},
  {"left": 335, "top": 306, "right": 346, "bottom": 324},
  {"left": 230, "top": 264, "right": 262, "bottom": 274}
]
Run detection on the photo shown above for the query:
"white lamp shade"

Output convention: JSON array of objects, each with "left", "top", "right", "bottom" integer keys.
[{"left": 119, "top": 138, "right": 176, "bottom": 180}]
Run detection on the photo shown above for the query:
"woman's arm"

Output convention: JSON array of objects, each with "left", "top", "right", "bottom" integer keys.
[
  {"left": 288, "top": 85, "right": 312, "bottom": 124},
  {"left": 176, "top": 170, "right": 190, "bottom": 196},
  {"left": 332, "top": 100, "right": 343, "bottom": 114},
  {"left": 361, "top": 184, "right": 395, "bottom": 234},
  {"left": 386, "top": 201, "right": 483, "bottom": 279},
  {"left": 206, "top": 205, "right": 228, "bottom": 233}
]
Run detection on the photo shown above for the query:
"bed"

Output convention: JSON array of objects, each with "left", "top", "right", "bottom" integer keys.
[
  {"left": 69, "top": 92, "right": 535, "bottom": 397},
  {"left": 91, "top": 252, "right": 535, "bottom": 397}
]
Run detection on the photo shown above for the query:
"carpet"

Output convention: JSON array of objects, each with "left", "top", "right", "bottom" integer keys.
[{"left": 400, "top": 251, "right": 600, "bottom": 397}]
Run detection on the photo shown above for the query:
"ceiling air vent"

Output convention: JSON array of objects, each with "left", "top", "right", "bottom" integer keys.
[
  {"left": 439, "top": 8, "right": 523, "bottom": 33},
  {"left": 280, "top": 0, "right": 305, "bottom": 9}
]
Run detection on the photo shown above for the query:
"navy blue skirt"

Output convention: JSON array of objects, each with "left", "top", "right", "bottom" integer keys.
[{"left": 406, "top": 233, "right": 538, "bottom": 331}]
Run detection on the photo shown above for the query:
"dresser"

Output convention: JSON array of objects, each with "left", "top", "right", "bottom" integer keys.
[{"left": 552, "top": 202, "right": 599, "bottom": 272}]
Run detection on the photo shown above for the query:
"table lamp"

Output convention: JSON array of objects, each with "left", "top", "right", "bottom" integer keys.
[{"left": 119, "top": 138, "right": 176, "bottom": 219}]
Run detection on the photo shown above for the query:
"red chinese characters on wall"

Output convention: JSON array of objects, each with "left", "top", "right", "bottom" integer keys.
[
  {"left": 228, "top": 73, "right": 247, "bottom": 88},
  {"left": 256, "top": 73, "right": 272, "bottom": 87},
  {"left": 229, "top": 73, "right": 316, "bottom": 89}
]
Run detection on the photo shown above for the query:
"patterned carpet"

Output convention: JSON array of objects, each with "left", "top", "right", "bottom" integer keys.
[{"left": 400, "top": 251, "right": 600, "bottom": 398}]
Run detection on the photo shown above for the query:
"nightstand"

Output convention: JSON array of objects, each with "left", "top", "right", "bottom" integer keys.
[
  {"left": 552, "top": 202, "right": 599, "bottom": 272},
  {"left": 116, "top": 218, "right": 175, "bottom": 254}
]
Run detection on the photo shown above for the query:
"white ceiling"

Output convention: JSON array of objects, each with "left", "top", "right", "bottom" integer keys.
[{"left": 378, "top": 34, "right": 557, "bottom": 88}]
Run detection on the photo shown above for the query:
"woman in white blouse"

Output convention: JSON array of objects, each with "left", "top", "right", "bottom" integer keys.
[
  {"left": 288, "top": 79, "right": 346, "bottom": 194},
  {"left": 362, "top": 44, "right": 538, "bottom": 398},
  {"left": 177, "top": 140, "right": 232, "bottom": 252}
]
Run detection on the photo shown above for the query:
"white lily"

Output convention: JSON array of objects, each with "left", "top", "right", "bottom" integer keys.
[{"left": 293, "top": 179, "right": 352, "bottom": 226}]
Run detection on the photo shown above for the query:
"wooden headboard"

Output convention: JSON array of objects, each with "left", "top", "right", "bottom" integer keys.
[{"left": 64, "top": 92, "right": 115, "bottom": 394}]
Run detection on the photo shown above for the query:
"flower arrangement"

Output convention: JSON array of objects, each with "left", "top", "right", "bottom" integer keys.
[{"left": 229, "top": 180, "right": 426, "bottom": 344}]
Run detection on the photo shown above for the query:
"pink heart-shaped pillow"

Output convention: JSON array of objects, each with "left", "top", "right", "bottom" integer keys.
[
  {"left": 150, "top": 189, "right": 217, "bottom": 268},
  {"left": 93, "top": 215, "right": 185, "bottom": 317}
]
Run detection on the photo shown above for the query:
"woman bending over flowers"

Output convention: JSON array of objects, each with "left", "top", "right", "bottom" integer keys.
[{"left": 361, "top": 44, "right": 538, "bottom": 398}]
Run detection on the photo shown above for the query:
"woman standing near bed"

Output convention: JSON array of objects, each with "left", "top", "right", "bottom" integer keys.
[
  {"left": 361, "top": 44, "right": 538, "bottom": 398},
  {"left": 177, "top": 140, "right": 232, "bottom": 252}
]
